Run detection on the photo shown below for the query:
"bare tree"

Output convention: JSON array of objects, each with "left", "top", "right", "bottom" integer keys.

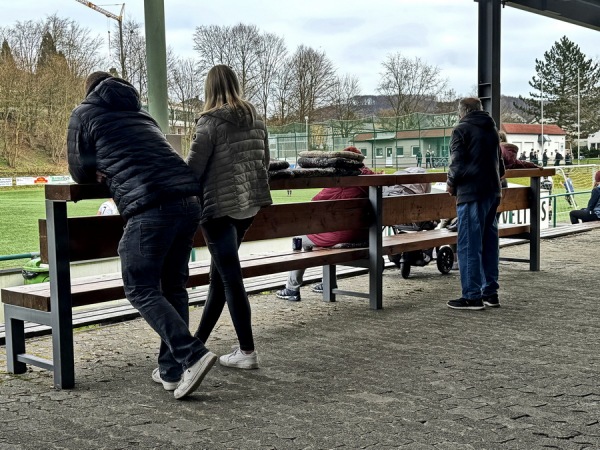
[
  {"left": 112, "top": 19, "right": 147, "bottom": 97},
  {"left": 193, "top": 24, "right": 233, "bottom": 78},
  {"left": 44, "top": 14, "right": 103, "bottom": 78},
  {"left": 168, "top": 56, "right": 202, "bottom": 141},
  {"left": 254, "top": 32, "right": 287, "bottom": 121},
  {"left": 378, "top": 53, "right": 449, "bottom": 120},
  {"left": 271, "top": 58, "right": 295, "bottom": 125},
  {"left": 289, "top": 45, "right": 336, "bottom": 122},
  {"left": 0, "top": 17, "right": 102, "bottom": 167},
  {"left": 193, "top": 23, "right": 262, "bottom": 102},
  {"left": 327, "top": 74, "right": 362, "bottom": 138}
]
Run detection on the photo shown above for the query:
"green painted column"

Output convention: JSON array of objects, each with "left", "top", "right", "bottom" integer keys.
[{"left": 143, "top": 0, "right": 169, "bottom": 132}]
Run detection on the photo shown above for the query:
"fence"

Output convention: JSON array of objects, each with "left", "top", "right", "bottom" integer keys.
[{"left": 268, "top": 113, "right": 457, "bottom": 171}]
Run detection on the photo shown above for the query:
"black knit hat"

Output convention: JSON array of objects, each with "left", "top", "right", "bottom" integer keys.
[{"left": 84, "top": 71, "right": 113, "bottom": 95}]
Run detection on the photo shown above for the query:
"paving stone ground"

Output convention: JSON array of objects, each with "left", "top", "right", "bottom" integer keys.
[{"left": 1, "top": 230, "right": 599, "bottom": 449}]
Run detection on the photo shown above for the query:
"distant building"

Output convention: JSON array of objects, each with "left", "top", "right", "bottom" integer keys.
[
  {"left": 587, "top": 131, "right": 600, "bottom": 151},
  {"left": 352, "top": 128, "right": 454, "bottom": 168},
  {"left": 268, "top": 120, "right": 569, "bottom": 169},
  {"left": 500, "top": 123, "right": 567, "bottom": 159}
]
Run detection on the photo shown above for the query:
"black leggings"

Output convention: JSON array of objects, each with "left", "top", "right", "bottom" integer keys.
[{"left": 194, "top": 216, "right": 255, "bottom": 352}]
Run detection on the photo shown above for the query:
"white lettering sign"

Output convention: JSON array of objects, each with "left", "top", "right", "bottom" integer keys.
[{"left": 0, "top": 178, "right": 12, "bottom": 187}]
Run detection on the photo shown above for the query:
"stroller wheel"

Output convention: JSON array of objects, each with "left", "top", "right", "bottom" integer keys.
[
  {"left": 401, "top": 262, "right": 411, "bottom": 279},
  {"left": 436, "top": 246, "right": 454, "bottom": 274}
]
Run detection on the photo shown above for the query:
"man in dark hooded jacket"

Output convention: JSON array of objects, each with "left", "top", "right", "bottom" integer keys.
[
  {"left": 446, "top": 97, "right": 505, "bottom": 310},
  {"left": 67, "top": 72, "right": 217, "bottom": 399}
]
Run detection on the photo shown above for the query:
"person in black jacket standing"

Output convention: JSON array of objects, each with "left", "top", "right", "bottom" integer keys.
[
  {"left": 446, "top": 97, "right": 505, "bottom": 310},
  {"left": 67, "top": 72, "right": 217, "bottom": 399}
]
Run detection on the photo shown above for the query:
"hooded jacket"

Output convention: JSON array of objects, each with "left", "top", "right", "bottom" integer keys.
[
  {"left": 306, "top": 166, "right": 375, "bottom": 247},
  {"left": 67, "top": 77, "right": 201, "bottom": 220},
  {"left": 500, "top": 142, "right": 540, "bottom": 170},
  {"left": 447, "top": 110, "right": 505, "bottom": 204},
  {"left": 186, "top": 104, "right": 272, "bottom": 222}
]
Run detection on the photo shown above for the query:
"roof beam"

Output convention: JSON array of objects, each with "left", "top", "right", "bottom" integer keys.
[{"left": 503, "top": 0, "right": 600, "bottom": 31}]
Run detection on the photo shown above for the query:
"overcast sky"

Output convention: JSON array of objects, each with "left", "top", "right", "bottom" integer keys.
[{"left": 1, "top": 0, "right": 598, "bottom": 98}]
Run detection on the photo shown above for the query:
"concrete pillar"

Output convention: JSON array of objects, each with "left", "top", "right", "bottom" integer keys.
[{"left": 143, "top": 0, "right": 169, "bottom": 133}]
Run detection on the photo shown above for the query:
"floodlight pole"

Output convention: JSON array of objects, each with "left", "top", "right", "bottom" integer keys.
[{"left": 577, "top": 67, "right": 581, "bottom": 163}]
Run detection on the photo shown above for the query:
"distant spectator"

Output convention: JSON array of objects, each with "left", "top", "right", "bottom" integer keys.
[
  {"left": 276, "top": 149, "right": 375, "bottom": 302},
  {"left": 565, "top": 151, "right": 572, "bottom": 165},
  {"left": 569, "top": 171, "right": 600, "bottom": 224},
  {"left": 554, "top": 151, "right": 563, "bottom": 166},
  {"left": 542, "top": 150, "right": 549, "bottom": 166}
]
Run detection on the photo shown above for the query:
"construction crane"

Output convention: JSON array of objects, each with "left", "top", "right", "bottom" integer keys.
[{"left": 75, "top": 0, "right": 127, "bottom": 80}]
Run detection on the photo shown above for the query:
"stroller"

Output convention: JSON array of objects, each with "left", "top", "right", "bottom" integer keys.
[{"left": 384, "top": 168, "right": 455, "bottom": 279}]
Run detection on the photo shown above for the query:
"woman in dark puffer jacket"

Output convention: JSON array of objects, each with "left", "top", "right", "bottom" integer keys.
[{"left": 186, "top": 65, "right": 272, "bottom": 370}]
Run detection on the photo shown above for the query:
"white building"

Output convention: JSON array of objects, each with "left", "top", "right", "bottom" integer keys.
[
  {"left": 587, "top": 131, "right": 600, "bottom": 151},
  {"left": 500, "top": 123, "right": 568, "bottom": 159}
]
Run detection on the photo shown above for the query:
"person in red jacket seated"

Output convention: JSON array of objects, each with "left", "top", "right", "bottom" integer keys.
[
  {"left": 276, "top": 149, "right": 375, "bottom": 302},
  {"left": 499, "top": 131, "right": 540, "bottom": 170}
]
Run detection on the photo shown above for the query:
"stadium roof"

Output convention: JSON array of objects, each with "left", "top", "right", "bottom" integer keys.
[{"left": 504, "top": 0, "right": 600, "bottom": 32}]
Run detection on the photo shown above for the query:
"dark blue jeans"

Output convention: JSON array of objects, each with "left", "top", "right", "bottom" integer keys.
[
  {"left": 456, "top": 196, "right": 500, "bottom": 300},
  {"left": 118, "top": 196, "right": 207, "bottom": 383},
  {"left": 195, "top": 216, "right": 255, "bottom": 352}
]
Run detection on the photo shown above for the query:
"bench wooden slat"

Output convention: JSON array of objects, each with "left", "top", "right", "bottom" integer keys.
[
  {"left": 381, "top": 224, "right": 530, "bottom": 255},
  {"left": 39, "top": 198, "right": 372, "bottom": 263},
  {"left": 2, "top": 247, "right": 370, "bottom": 312}
]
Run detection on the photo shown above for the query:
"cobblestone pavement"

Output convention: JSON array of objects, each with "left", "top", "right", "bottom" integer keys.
[{"left": 1, "top": 230, "right": 599, "bottom": 449}]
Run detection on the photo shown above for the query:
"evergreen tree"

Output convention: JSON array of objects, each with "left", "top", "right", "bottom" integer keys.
[
  {"left": 0, "top": 40, "right": 15, "bottom": 66},
  {"left": 516, "top": 36, "right": 600, "bottom": 139},
  {"left": 36, "top": 31, "right": 58, "bottom": 71}
]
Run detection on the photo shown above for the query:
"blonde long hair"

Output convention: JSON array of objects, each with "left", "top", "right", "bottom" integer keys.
[{"left": 201, "top": 65, "right": 255, "bottom": 122}]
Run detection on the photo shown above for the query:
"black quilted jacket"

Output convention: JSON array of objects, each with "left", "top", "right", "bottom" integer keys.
[
  {"left": 447, "top": 110, "right": 505, "bottom": 204},
  {"left": 67, "top": 78, "right": 201, "bottom": 220}
]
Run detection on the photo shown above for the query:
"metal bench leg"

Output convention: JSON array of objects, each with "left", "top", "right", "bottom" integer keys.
[
  {"left": 322, "top": 265, "right": 337, "bottom": 303},
  {"left": 369, "top": 186, "right": 383, "bottom": 310},
  {"left": 46, "top": 199, "right": 75, "bottom": 389},
  {"left": 5, "top": 311, "right": 27, "bottom": 374}
]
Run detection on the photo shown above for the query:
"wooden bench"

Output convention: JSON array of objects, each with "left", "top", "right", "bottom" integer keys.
[{"left": 1, "top": 169, "right": 554, "bottom": 388}]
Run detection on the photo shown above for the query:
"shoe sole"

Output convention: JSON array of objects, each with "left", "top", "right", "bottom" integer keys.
[
  {"left": 447, "top": 304, "right": 485, "bottom": 310},
  {"left": 483, "top": 302, "right": 500, "bottom": 307},
  {"left": 174, "top": 352, "right": 217, "bottom": 400},
  {"left": 276, "top": 294, "right": 300, "bottom": 302},
  {"left": 151, "top": 369, "right": 179, "bottom": 391},
  {"left": 219, "top": 357, "right": 259, "bottom": 370}
]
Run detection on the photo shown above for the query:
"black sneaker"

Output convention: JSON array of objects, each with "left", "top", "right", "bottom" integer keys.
[
  {"left": 447, "top": 297, "right": 485, "bottom": 310},
  {"left": 276, "top": 288, "right": 301, "bottom": 302},
  {"left": 483, "top": 294, "right": 500, "bottom": 307}
]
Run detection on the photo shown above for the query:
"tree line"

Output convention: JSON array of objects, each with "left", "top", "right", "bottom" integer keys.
[{"left": 0, "top": 15, "right": 598, "bottom": 168}]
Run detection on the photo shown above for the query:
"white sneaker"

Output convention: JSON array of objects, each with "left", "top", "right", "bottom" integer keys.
[
  {"left": 151, "top": 368, "right": 180, "bottom": 391},
  {"left": 219, "top": 347, "right": 259, "bottom": 369},
  {"left": 173, "top": 352, "right": 217, "bottom": 400}
]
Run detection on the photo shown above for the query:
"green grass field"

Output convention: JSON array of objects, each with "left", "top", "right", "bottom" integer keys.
[{"left": 0, "top": 187, "right": 321, "bottom": 270}]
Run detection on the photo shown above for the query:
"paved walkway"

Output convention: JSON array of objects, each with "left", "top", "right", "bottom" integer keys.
[{"left": 1, "top": 230, "right": 599, "bottom": 449}]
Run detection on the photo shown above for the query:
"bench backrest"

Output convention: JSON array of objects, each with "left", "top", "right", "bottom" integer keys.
[
  {"left": 39, "top": 169, "right": 551, "bottom": 263},
  {"left": 39, "top": 198, "right": 372, "bottom": 263},
  {"left": 382, "top": 186, "right": 530, "bottom": 226}
]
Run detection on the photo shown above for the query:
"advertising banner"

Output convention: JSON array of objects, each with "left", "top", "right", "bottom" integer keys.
[{"left": 0, "top": 178, "right": 12, "bottom": 187}]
